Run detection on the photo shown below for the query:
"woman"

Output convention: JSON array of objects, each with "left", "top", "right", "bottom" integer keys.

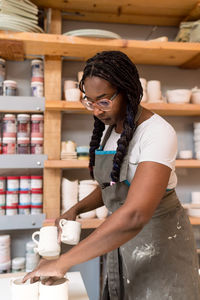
[{"left": 24, "top": 51, "right": 200, "bottom": 299}]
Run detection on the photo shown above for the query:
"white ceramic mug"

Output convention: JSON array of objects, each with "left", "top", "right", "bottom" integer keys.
[
  {"left": 32, "top": 226, "right": 60, "bottom": 257},
  {"left": 59, "top": 219, "right": 81, "bottom": 245},
  {"left": 65, "top": 88, "right": 81, "bottom": 102},
  {"left": 96, "top": 206, "right": 108, "bottom": 219},
  {"left": 64, "top": 80, "right": 78, "bottom": 90},
  {"left": 39, "top": 278, "right": 68, "bottom": 300},
  {"left": 147, "top": 80, "right": 162, "bottom": 102},
  {"left": 11, "top": 278, "right": 39, "bottom": 300}
]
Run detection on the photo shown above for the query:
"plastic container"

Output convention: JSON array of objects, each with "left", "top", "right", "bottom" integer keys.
[
  {"left": 26, "top": 241, "right": 37, "bottom": 253},
  {"left": 0, "top": 58, "right": 6, "bottom": 82},
  {"left": 12, "top": 257, "right": 25, "bottom": 272},
  {"left": 6, "top": 191, "right": 18, "bottom": 206},
  {"left": 7, "top": 176, "right": 19, "bottom": 191},
  {"left": 31, "top": 59, "right": 44, "bottom": 78},
  {"left": 18, "top": 204, "right": 30, "bottom": 215},
  {"left": 0, "top": 205, "right": 5, "bottom": 215},
  {"left": 31, "top": 190, "right": 43, "bottom": 204},
  {"left": 31, "top": 204, "right": 42, "bottom": 214},
  {"left": 19, "top": 190, "right": 31, "bottom": 204},
  {"left": 31, "top": 114, "right": 44, "bottom": 135},
  {"left": 0, "top": 260, "right": 11, "bottom": 274},
  {"left": 6, "top": 206, "right": 18, "bottom": 215},
  {"left": 17, "top": 114, "right": 30, "bottom": 138},
  {"left": 31, "top": 176, "right": 43, "bottom": 190},
  {"left": 2, "top": 137, "right": 16, "bottom": 154},
  {"left": 31, "top": 81, "right": 44, "bottom": 97},
  {"left": 3, "top": 114, "right": 16, "bottom": 138},
  {"left": 3, "top": 80, "right": 17, "bottom": 96},
  {"left": 31, "top": 137, "right": 43, "bottom": 154},
  {"left": 0, "top": 176, "right": 6, "bottom": 191},
  {"left": 17, "top": 137, "right": 30, "bottom": 154},
  {"left": 20, "top": 176, "right": 31, "bottom": 191},
  {"left": 0, "top": 191, "right": 6, "bottom": 205},
  {"left": 26, "top": 252, "right": 40, "bottom": 272}
]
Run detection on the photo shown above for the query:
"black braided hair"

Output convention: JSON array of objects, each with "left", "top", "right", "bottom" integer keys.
[{"left": 79, "top": 51, "right": 143, "bottom": 182}]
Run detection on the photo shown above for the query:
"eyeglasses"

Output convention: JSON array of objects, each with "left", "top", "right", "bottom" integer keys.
[{"left": 80, "top": 91, "right": 119, "bottom": 111}]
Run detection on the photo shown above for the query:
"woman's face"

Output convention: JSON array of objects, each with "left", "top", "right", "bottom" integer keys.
[{"left": 84, "top": 76, "right": 127, "bottom": 130}]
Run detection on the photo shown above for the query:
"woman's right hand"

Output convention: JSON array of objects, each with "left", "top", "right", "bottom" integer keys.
[{"left": 55, "top": 207, "right": 78, "bottom": 242}]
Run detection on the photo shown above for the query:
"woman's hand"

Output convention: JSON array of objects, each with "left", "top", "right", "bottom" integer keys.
[
  {"left": 22, "top": 257, "right": 67, "bottom": 285},
  {"left": 55, "top": 207, "right": 78, "bottom": 242}
]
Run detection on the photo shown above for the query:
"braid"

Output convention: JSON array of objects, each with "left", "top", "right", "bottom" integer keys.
[{"left": 79, "top": 51, "right": 143, "bottom": 182}]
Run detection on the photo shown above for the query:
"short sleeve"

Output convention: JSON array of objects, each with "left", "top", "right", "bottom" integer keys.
[{"left": 138, "top": 121, "right": 177, "bottom": 170}]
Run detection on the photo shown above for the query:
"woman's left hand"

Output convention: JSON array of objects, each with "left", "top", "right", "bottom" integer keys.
[{"left": 22, "top": 258, "right": 67, "bottom": 285}]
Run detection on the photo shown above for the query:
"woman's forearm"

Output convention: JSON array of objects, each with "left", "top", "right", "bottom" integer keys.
[
  {"left": 58, "top": 206, "right": 142, "bottom": 273},
  {"left": 74, "top": 185, "right": 104, "bottom": 215}
]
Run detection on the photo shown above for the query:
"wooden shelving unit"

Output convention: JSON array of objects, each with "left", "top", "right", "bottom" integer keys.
[
  {"left": 46, "top": 101, "right": 200, "bottom": 116},
  {"left": 1, "top": 31, "right": 200, "bottom": 68},
  {"left": 32, "top": 0, "right": 200, "bottom": 26}
]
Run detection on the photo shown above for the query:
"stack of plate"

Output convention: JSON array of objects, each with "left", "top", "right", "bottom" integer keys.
[
  {"left": 61, "top": 152, "right": 77, "bottom": 160},
  {"left": 0, "top": 0, "right": 43, "bottom": 32},
  {"left": 63, "top": 29, "right": 121, "bottom": 39}
]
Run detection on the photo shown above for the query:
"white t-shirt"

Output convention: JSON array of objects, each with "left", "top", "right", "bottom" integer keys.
[{"left": 103, "top": 114, "right": 177, "bottom": 189}]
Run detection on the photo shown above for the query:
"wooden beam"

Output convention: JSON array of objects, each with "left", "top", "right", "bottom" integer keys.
[
  {"left": 184, "top": 2, "right": 200, "bottom": 21},
  {"left": 49, "top": 9, "right": 62, "bottom": 34}
]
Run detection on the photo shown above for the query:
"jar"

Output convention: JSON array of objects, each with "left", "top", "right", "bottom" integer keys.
[
  {"left": 0, "top": 205, "right": 5, "bottom": 215},
  {"left": 26, "top": 241, "right": 36, "bottom": 253},
  {"left": 12, "top": 257, "right": 25, "bottom": 273},
  {"left": 0, "top": 191, "right": 6, "bottom": 205},
  {"left": 6, "top": 191, "right": 18, "bottom": 206},
  {"left": 31, "top": 204, "right": 42, "bottom": 214},
  {"left": 31, "top": 190, "right": 42, "bottom": 204},
  {"left": 20, "top": 176, "right": 31, "bottom": 191},
  {"left": 0, "top": 58, "right": 6, "bottom": 82},
  {"left": 17, "top": 137, "right": 30, "bottom": 154},
  {"left": 0, "top": 176, "right": 6, "bottom": 191},
  {"left": 3, "top": 80, "right": 17, "bottom": 96},
  {"left": 31, "top": 137, "right": 43, "bottom": 154},
  {"left": 0, "top": 139, "right": 1, "bottom": 154},
  {"left": 0, "top": 235, "right": 10, "bottom": 248},
  {"left": 31, "top": 114, "right": 44, "bottom": 135},
  {"left": 6, "top": 206, "right": 18, "bottom": 215},
  {"left": 0, "top": 261, "right": 11, "bottom": 274},
  {"left": 31, "top": 176, "right": 43, "bottom": 190},
  {"left": 31, "top": 59, "right": 44, "bottom": 78},
  {"left": 26, "top": 252, "right": 40, "bottom": 272},
  {"left": 3, "top": 114, "right": 16, "bottom": 138},
  {"left": 17, "top": 114, "right": 30, "bottom": 138},
  {"left": 19, "top": 190, "right": 31, "bottom": 204},
  {"left": 2, "top": 137, "right": 16, "bottom": 154},
  {"left": 7, "top": 176, "right": 19, "bottom": 191},
  {"left": 31, "top": 81, "right": 44, "bottom": 97},
  {"left": 18, "top": 204, "right": 30, "bottom": 215}
]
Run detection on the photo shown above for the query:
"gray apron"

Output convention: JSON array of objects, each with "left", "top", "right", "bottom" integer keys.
[{"left": 94, "top": 124, "right": 200, "bottom": 300}]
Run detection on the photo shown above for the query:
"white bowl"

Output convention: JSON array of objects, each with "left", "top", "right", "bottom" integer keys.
[
  {"left": 166, "top": 89, "right": 191, "bottom": 104},
  {"left": 179, "top": 150, "right": 193, "bottom": 159},
  {"left": 191, "top": 90, "right": 200, "bottom": 104}
]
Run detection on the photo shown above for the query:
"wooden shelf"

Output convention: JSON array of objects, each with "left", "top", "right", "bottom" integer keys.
[
  {"left": 46, "top": 101, "right": 200, "bottom": 116},
  {"left": 32, "top": 0, "right": 200, "bottom": 26},
  {"left": 189, "top": 217, "right": 200, "bottom": 225},
  {"left": 45, "top": 159, "right": 200, "bottom": 169},
  {"left": 1, "top": 32, "right": 200, "bottom": 68}
]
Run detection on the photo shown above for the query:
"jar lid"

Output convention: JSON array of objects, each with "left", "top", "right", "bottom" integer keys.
[
  {"left": 0, "top": 191, "right": 6, "bottom": 194},
  {"left": 0, "top": 261, "right": 11, "bottom": 271},
  {"left": 18, "top": 205, "right": 30, "bottom": 208},
  {"left": 0, "top": 176, "right": 6, "bottom": 180},
  {"left": 17, "top": 114, "right": 30, "bottom": 119},
  {"left": 3, "top": 114, "right": 15, "bottom": 118},
  {"left": 20, "top": 176, "right": 31, "bottom": 179},
  {"left": 3, "top": 80, "right": 17, "bottom": 87},
  {"left": 31, "top": 81, "right": 43, "bottom": 86},
  {"left": 31, "top": 133, "right": 43, "bottom": 138},
  {"left": 26, "top": 240, "right": 36, "bottom": 250},
  {"left": 17, "top": 137, "right": 30, "bottom": 143},
  {"left": 31, "top": 205, "right": 43, "bottom": 208},
  {"left": 20, "top": 190, "right": 30, "bottom": 194},
  {"left": 31, "top": 176, "right": 43, "bottom": 179},
  {"left": 6, "top": 191, "right": 19, "bottom": 194},
  {"left": 31, "top": 190, "right": 43, "bottom": 194},
  {"left": 7, "top": 176, "right": 20, "bottom": 180},
  {"left": 31, "top": 114, "right": 44, "bottom": 120},
  {"left": 12, "top": 257, "right": 25, "bottom": 268},
  {"left": 31, "top": 59, "right": 43, "bottom": 65},
  {"left": 6, "top": 206, "right": 18, "bottom": 209},
  {"left": 0, "top": 235, "right": 10, "bottom": 242},
  {"left": 0, "top": 206, "right": 6, "bottom": 209}
]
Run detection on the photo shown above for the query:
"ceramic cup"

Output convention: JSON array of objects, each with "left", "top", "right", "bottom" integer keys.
[
  {"left": 39, "top": 278, "right": 68, "bottom": 300},
  {"left": 32, "top": 226, "right": 60, "bottom": 257},
  {"left": 96, "top": 206, "right": 108, "bottom": 219},
  {"left": 65, "top": 88, "right": 81, "bottom": 102},
  {"left": 11, "top": 278, "right": 39, "bottom": 300},
  {"left": 179, "top": 150, "right": 193, "bottom": 159},
  {"left": 64, "top": 80, "right": 77, "bottom": 90},
  {"left": 59, "top": 219, "right": 81, "bottom": 245},
  {"left": 147, "top": 80, "right": 162, "bottom": 102}
]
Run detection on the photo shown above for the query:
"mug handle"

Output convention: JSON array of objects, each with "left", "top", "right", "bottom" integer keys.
[
  {"left": 32, "top": 231, "right": 40, "bottom": 246},
  {"left": 59, "top": 219, "right": 67, "bottom": 229}
]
